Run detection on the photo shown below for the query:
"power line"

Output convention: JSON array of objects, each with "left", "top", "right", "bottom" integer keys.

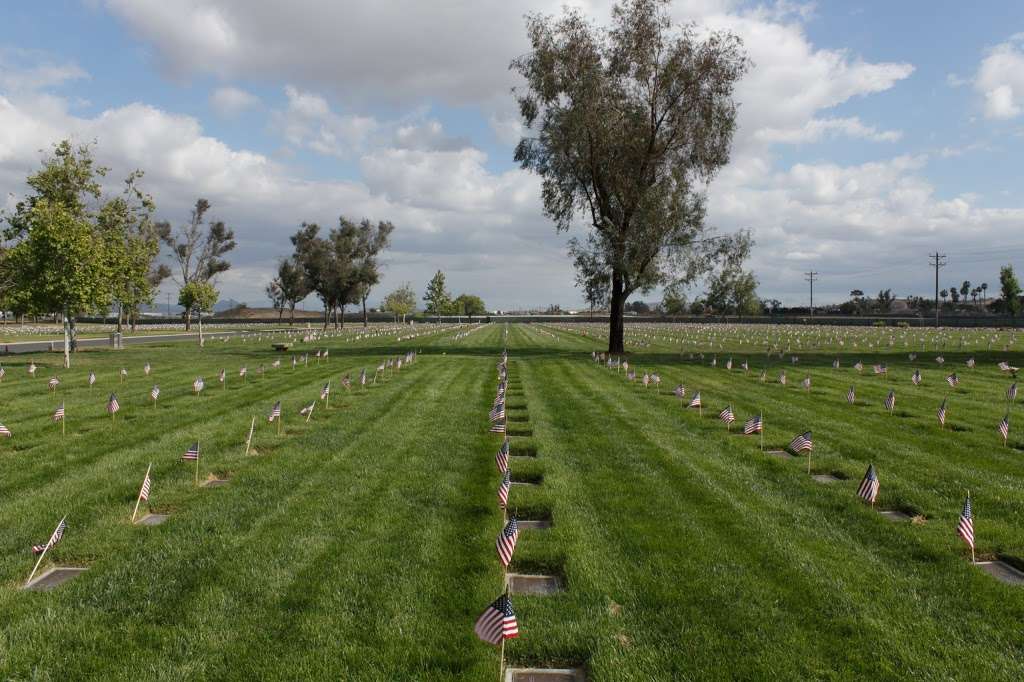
[
  {"left": 929, "top": 252, "right": 946, "bottom": 328},
  {"left": 804, "top": 271, "right": 818, "bottom": 316}
]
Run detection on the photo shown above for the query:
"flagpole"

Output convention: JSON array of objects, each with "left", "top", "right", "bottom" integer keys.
[
  {"left": 306, "top": 402, "right": 315, "bottom": 423},
  {"left": 278, "top": 414, "right": 282, "bottom": 436},
  {"left": 969, "top": 489, "right": 975, "bottom": 563},
  {"left": 760, "top": 412, "right": 764, "bottom": 451},
  {"left": 195, "top": 441, "right": 200, "bottom": 487},
  {"left": 25, "top": 515, "right": 65, "bottom": 587},
  {"left": 131, "top": 463, "right": 151, "bottom": 523}
]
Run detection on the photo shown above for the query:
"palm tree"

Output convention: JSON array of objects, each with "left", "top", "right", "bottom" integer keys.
[
  {"left": 982, "top": 282, "right": 989, "bottom": 303},
  {"left": 940, "top": 288, "right": 949, "bottom": 305}
]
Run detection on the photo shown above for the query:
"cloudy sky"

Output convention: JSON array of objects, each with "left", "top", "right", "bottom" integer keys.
[{"left": 2, "top": 1, "right": 1023, "bottom": 310}]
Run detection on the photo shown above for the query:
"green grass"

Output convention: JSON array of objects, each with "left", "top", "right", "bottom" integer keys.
[{"left": 3, "top": 322, "right": 1024, "bottom": 680}]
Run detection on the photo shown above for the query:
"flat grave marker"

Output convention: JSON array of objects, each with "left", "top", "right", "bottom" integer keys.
[
  {"left": 976, "top": 560, "right": 1024, "bottom": 585},
  {"left": 23, "top": 567, "right": 87, "bottom": 591},
  {"left": 506, "top": 573, "right": 562, "bottom": 595},
  {"left": 505, "top": 668, "right": 586, "bottom": 682},
  {"left": 879, "top": 510, "right": 911, "bottom": 522},
  {"left": 135, "top": 513, "right": 170, "bottom": 526},
  {"left": 517, "top": 519, "right": 552, "bottom": 530},
  {"left": 811, "top": 474, "right": 840, "bottom": 484}
]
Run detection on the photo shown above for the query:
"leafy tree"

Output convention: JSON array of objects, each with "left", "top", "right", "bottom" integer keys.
[
  {"left": 158, "top": 199, "right": 236, "bottom": 330},
  {"left": 453, "top": 294, "right": 487, "bottom": 320},
  {"left": 625, "top": 300, "right": 651, "bottom": 314},
  {"left": 178, "top": 281, "right": 218, "bottom": 346},
  {"left": 382, "top": 283, "right": 417, "bottom": 322},
  {"left": 511, "top": 0, "right": 750, "bottom": 353},
  {"left": 949, "top": 285, "right": 960, "bottom": 304},
  {"left": 661, "top": 285, "right": 688, "bottom": 316},
  {"left": 1000, "top": 265, "right": 1021, "bottom": 317},
  {"left": 573, "top": 249, "right": 610, "bottom": 318},
  {"left": 346, "top": 218, "right": 394, "bottom": 327},
  {"left": 960, "top": 280, "right": 971, "bottom": 300},
  {"left": 290, "top": 222, "right": 358, "bottom": 330},
  {"left": 876, "top": 288, "right": 894, "bottom": 312},
  {"left": 850, "top": 289, "right": 864, "bottom": 297},
  {"left": 266, "top": 257, "right": 310, "bottom": 324},
  {"left": 423, "top": 270, "right": 452, "bottom": 316},
  {"left": 99, "top": 171, "right": 169, "bottom": 332},
  {"left": 2, "top": 140, "right": 121, "bottom": 367},
  {"left": 702, "top": 234, "right": 759, "bottom": 315}
]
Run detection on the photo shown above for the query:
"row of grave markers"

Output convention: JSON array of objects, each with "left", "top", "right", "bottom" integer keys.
[
  {"left": 19, "top": 349, "right": 419, "bottom": 591},
  {"left": 594, "top": 352, "right": 1024, "bottom": 586}
]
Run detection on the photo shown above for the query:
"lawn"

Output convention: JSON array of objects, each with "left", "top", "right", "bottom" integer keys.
[{"left": 2, "top": 322, "right": 1024, "bottom": 680}]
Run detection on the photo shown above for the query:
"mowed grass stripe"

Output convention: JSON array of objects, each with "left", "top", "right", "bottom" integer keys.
[{"left": 507, "top": 327, "right": 1024, "bottom": 675}]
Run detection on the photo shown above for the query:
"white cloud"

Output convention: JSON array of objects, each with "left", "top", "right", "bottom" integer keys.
[
  {"left": 274, "top": 84, "right": 378, "bottom": 157},
  {"left": 974, "top": 35, "right": 1024, "bottom": 119},
  {"left": 755, "top": 116, "right": 902, "bottom": 143},
  {"left": 209, "top": 86, "right": 259, "bottom": 118},
  {"left": 0, "top": 47, "right": 88, "bottom": 92}
]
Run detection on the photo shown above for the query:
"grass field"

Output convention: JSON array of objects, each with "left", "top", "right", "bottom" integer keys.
[{"left": 2, "top": 322, "right": 1024, "bottom": 680}]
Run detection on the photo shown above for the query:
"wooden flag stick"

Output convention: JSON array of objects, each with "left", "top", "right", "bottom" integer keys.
[
  {"left": 245, "top": 416, "right": 255, "bottom": 455},
  {"left": 969, "top": 488, "right": 975, "bottom": 563},
  {"left": 305, "top": 402, "right": 315, "bottom": 423},
  {"left": 195, "top": 442, "right": 200, "bottom": 487},
  {"left": 278, "top": 415, "right": 282, "bottom": 436},
  {"left": 25, "top": 515, "right": 65, "bottom": 587},
  {"left": 760, "top": 412, "right": 764, "bottom": 451},
  {"left": 131, "top": 463, "right": 151, "bottom": 523},
  {"left": 61, "top": 416, "right": 65, "bottom": 438}
]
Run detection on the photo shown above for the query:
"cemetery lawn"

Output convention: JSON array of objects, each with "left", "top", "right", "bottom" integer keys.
[{"left": 3, "top": 322, "right": 1024, "bottom": 679}]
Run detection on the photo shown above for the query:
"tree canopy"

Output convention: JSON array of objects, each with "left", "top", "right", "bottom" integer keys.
[{"left": 512, "top": 0, "right": 750, "bottom": 352}]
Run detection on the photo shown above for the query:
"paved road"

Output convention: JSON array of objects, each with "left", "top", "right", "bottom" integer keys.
[{"left": 0, "top": 329, "right": 278, "bottom": 355}]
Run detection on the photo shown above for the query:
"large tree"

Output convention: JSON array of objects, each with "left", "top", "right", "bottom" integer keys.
[
  {"left": 382, "top": 283, "right": 417, "bottom": 322},
  {"left": 347, "top": 218, "right": 394, "bottom": 327},
  {"left": 1000, "top": 265, "right": 1021, "bottom": 317},
  {"left": 158, "top": 198, "right": 236, "bottom": 330},
  {"left": 2, "top": 140, "right": 131, "bottom": 367},
  {"left": 512, "top": 0, "right": 750, "bottom": 353},
  {"left": 266, "top": 257, "right": 311, "bottom": 324},
  {"left": 453, "top": 293, "right": 487, "bottom": 320},
  {"left": 423, "top": 270, "right": 452, "bottom": 317}
]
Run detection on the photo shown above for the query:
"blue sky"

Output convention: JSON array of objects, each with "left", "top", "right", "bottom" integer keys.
[{"left": 2, "top": 1, "right": 1023, "bottom": 310}]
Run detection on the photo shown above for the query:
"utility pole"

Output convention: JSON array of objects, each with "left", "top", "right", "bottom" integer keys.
[
  {"left": 804, "top": 271, "right": 818, "bottom": 317},
  {"left": 929, "top": 252, "right": 946, "bottom": 328},
  {"left": 166, "top": 292, "right": 171, "bottom": 318}
]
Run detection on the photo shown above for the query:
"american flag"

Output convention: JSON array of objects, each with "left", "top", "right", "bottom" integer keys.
[
  {"left": 139, "top": 469, "right": 152, "bottom": 501},
  {"left": 144, "top": 363, "right": 151, "bottom": 375},
  {"left": 832, "top": 358, "right": 840, "bottom": 369},
  {"left": 802, "top": 376, "right": 811, "bottom": 390},
  {"left": 320, "top": 383, "right": 330, "bottom": 400},
  {"left": 489, "top": 419, "right": 506, "bottom": 434},
  {"left": 300, "top": 402, "right": 316, "bottom": 415},
  {"left": 911, "top": 369, "right": 921, "bottom": 386},
  {"left": 957, "top": 494, "right": 974, "bottom": 549},
  {"left": 0, "top": 422, "right": 11, "bottom": 437},
  {"left": 360, "top": 369, "right": 367, "bottom": 386},
  {"left": 688, "top": 392, "right": 701, "bottom": 408},
  {"left": 937, "top": 398, "right": 947, "bottom": 426},
  {"left": 778, "top": 371, "right": 787, "bottom": 385},
  {"left": 490, "top": 402, "right": 506, "bottom": 422},
  {"left": 498, "top": 471, "right": 510, "bottom": 508},
  {"left": 88, "top": 371, "right": 96, "bottom": 386},
  {"left": 909, "top": 353, "right": 917, "bottom": 361},
  {"left": 272, "top": 359, "right": 281, "bottom": 368},
  {"left": 218, "top": 369, "right": 226, "bottom": 383},
  {"left": 182, "top": 442, "right": 200, "bottom": 461},
  {"left": 884, "top": 390, "right": 895, "bottom": 412},
  {"left": 725, "top": 358, "right": 732, "bottom": 370},
  {"left": 743, "top": 414, "right": 762, "bottom": 435},
  {"left": 240, "top": 366, "right": 247, "bottom": 377},
  {"left": 0, "top": 366, "right": 5, "bottom": 380},
  {"left": 966, "top": 357, "right": 976, "bottom": 368},
  {"left": 946, "top": 373, "right": 959, "bottom": 387},
  {"left": 53, "top": 402, "right": 65, "bottom": 421},
  {"left": 759, "top": 369, "right": 767, "bottom": 382},
  {"left": 999, "top": 413, "right": 1010, "bottom": 442},
  {"left": 148, "top": 384, "right": 159, "bottom": 401},
  {"left": 936, "top": 355, "right": 945, "bottom": 365},
  {"left": 496, "top": 439, "right": 510, "bottom": 473},
  {"left": 341, "top": 374, "right": 352, "bottom": 390},
  {"left": 856, "top": 464, "right": 879, "bottom": 504},
  {"left": 641, "top": 372, "right": 650, "bottom": 386},
  {"left": 474, "top": 594, "right": 518, "bottom": 645},
  {"left": 28, "top": 362, "right": 36, "bottom": 376},
  {"left": 674, "top": 384, "right": 685, "bottom": 399},
  {"left": 268, "top": 401, "right": 282, "bottom": 421},
  {"left": 741, "top": 360, "right": 749, "bottom": 372},
  {"left": 854, "top": 360, "right": 864, "bottom": 373},
  {"left": 1009, "top": 383, "right": 1018, "bottom": 402},
  {"left": 193, "top": 377, "right": 205, "bottom": 393},
  {"left": 496, "top": 517, "right": 519, "bottom": 567},
  {"left": 32, "top": 517, "right": 67, "bottom": 555},
  {"left": 107, "top": 394, "right": 120, "bottom": 414},
  {"left": 998, "top": 361, "right": 1019, "bottom": 372},
  {"left": 292, "top": 356, "right": 298, "bottom": 369},
  {"left": 120, "top": 367, "right": 128, "bottom": 378},
  {"left": 846, "top": 385, "right": 856, "bottom": 404},
  {"left": 719, "top": 405, "right": 735, "bottom": 425},
  {"left": 48, "top": 377, "right": 59, "bottom": 390},
  {"left": 789, "top": 431, "right": 813, "bottom": 453}
]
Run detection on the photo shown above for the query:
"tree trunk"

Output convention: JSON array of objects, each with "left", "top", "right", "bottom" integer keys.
[
  {"left": 337, "top": 305, "right": 344, "bottom": 330},
  {"left": 62, "top": 307, "right": 71, "bottom": 369},
  {"left": 323, "top": 305, "right": 329, "bottom": 331},
  {"left": 278, "top": 308, "right": 284, "bottom": 322},
  {"left": 198, "top": 310, "right": 204, "bottom": 347},
  {"left": 362, "top": 295, "right": 368, "bottom": 327},
  {"left": 184, "top": 307, "right": 192, "bottom": 331},
  {"left": 608, "top": 271, "right": 626, "bottom": 354},
  {"left": 116, "top": 304, "right": 123, "bottom": 333}
]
